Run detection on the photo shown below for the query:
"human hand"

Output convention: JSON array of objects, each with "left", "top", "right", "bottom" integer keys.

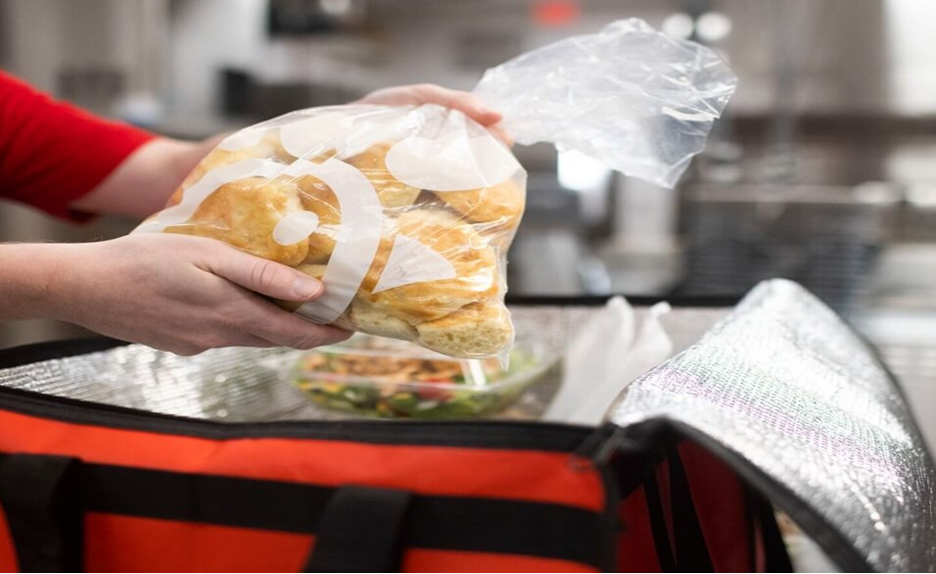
[
  {"left": 51, "top": 234, "right": 351, "bottom": 355},
  {"left": 355, "top": 83, "right": 511, "bottom": 144}
]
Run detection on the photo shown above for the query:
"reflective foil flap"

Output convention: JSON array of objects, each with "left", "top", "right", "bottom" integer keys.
[{"left": 611, "top": 279, "right": 936, "bottom": 572}]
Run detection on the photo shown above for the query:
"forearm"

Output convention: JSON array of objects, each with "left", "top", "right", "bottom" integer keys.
[
  {"left": 0, "top": 243, "right": 74, "bottom": 321},
  {"left": 70, "top": 136, "right": 220, "bottom": 220},
  {"left": 3, "top": 234, "right": 347, "bottom": 355}
]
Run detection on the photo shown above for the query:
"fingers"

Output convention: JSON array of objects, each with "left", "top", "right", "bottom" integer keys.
[
  {"left": 407, "top": 84, "right": 502, "bottom": 126},
  {"left": 488, "top": 124, "right": 514, "bottom": 147},
  {"left": 352, "top": 87, "right": 403, "bottom": 107},
  {"left": 410, "top": 85, "right": 511, "bottom": 143},
  {"left": 185, "top": 239, "right": 351, "bottom": 351},
  {"left": 163, "top": 300, "right": 350, "bottom": 356},
  {"left": 166, "top": 332, "right": 273, "bottom": 356},
  {"left": 165, "top": 297, "right": 350, "bottom": 355},
  {"left": 358, "top": 84, "right": 504, "bottom": 127},
  {"left": 201, "top": 244, "right": 323, "bottom": 302},
  {"left": 245, "top": 299, "right": 353, "bottom": 350}
]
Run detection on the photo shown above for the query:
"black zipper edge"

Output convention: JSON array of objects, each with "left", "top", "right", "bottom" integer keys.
[
  {"left": 0, "top": 336, "right": 126, "bottom": 369},
  {"left": 0, "top": 383, "right": 595, "bottom": 452},
  {"left": 619, "top": 418, "right": 874, "bottom": 573}
]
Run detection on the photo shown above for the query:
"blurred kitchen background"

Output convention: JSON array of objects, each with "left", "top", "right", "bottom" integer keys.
[{"left": 1, "top": 0, "right": 934, "bottom": 442}]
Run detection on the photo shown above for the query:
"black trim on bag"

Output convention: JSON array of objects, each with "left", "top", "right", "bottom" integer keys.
[
  {"left": 0, "top": 337, "right": 126, "bottom": 369},
  {"left": 0, "top": 383, "right": 593, "bottom": 452},
  {"left": 0, "top": 454, "right": 610, "bottom": 570}
]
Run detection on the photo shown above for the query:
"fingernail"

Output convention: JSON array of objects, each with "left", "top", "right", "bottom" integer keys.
[{"left": 292, "top": 277, "right": 322, "bottom": 299}]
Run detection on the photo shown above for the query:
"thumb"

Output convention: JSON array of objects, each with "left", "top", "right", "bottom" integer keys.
[
  {"left": 451, "top": 94, "right": 502, "bottom": 126},
  {"left": 207, "top": 247, "right": 323, "bottom": 302}
]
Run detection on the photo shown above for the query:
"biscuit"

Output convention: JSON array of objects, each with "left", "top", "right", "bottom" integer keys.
[
  {"left": 433, "top": 178, "right": 524, "bottom": 228},
  {"left": 296, "top": 175, "right": 342, "bottom": 263},
  {"left": 182, "top": 131, "right": 293, "bottom": 189},
  {"left": 362, "top": 209, "right": 499, "bottom": 323},
  {"left": 346, "top": 142, "right": 422, "bottom": 209},
  {"left": 415, "top": 303, "right": 513, "bottom": 357},
  {"left": 164, "top": 177, "right": 309, "bottom": 266}
]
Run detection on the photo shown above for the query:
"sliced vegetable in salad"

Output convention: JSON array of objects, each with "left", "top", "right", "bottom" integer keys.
[{"left": 292, "top": 335, "right": 550, "bottom": 418}]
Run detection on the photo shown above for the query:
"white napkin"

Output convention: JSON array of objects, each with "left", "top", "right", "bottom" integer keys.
[{"left": 542, "top": 297, "right": 674, "bottom": 426}]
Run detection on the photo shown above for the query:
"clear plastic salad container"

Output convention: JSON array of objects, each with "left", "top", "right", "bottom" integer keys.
[{"left": 291, "top": 334, "right": 554, "bottom": 418}]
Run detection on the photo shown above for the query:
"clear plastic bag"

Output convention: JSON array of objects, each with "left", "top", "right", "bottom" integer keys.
[
  {"left": 474, "top": 18, "right": 738, "bottom": 188},
  {"left": 135, "top": 19, "right": 735, "bottom": 358},
  {"left": 138, "top": 104, "right": 522, "bottom": 358}
]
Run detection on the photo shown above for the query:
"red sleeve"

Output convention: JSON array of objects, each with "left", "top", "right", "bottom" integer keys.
[{"left": 0, "top": 70, "right": 156, "bottom": 222}]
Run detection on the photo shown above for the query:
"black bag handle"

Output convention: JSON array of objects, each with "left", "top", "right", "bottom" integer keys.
[
  {"left": 0, "top": 454, "right": 84, "bottom": 572},
  {"left": 304, "top": 485, "right": 412, "bottom": 573}
]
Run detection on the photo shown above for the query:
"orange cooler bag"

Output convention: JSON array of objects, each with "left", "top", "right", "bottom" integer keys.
[{"left": 0, "top": 339, "right": 787, "bottom": 572}]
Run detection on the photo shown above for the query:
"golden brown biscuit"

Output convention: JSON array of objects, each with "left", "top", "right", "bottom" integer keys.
[
  {"left": 395, "top": 209, "right": 490, "bottom": 248},
  {"left": 246, "top": 129, "right": 295, "bottom": 164},
  {"left": 180, "top": 148, "right": 254, "bottom": 190},
  {"left": 348, "top": 297, "right": 418, "bottom": 340},
  {"left": 181, "top": 131, "right": 294, "bottom": 189},
  {"left": 345, "top": 142, "right": 422, "bottom": 208},
  {"left": 164, "top": 177, "right": 309, "bottom": 266},
  {"left": 358, "top": 231, "right": 396, "bottom": 296},
  {"left": 296, "top": 263, "right": 327, "bottom": 279},
  {"left": 283, "top": 263, "right": 413, "bottom": 342},
  {"left": 264, "top": 130, "right": 296, "bottom": 163},
  {"left": 293, "top": 144, "right": 414, "bottom": 264},
  {"left": 433, "top": 178, "right": 524, "bottom": 228},
  {"left": 361, "top": 209, "right": 499, "bottom": 324},
  {"left": 296, "top": 175, "right": 342, "bottom": 263},
  {"left": 415, "top": 303, "right": 513, "bottom": 357}
]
